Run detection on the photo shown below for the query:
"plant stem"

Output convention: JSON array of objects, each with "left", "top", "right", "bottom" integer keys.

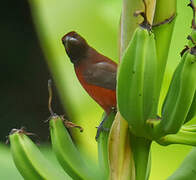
[
  {"left": 152, "top": 0, "right": 177, "bottom": 109},
  {"left": 120, "top": 0, "right": 143, "bottom": 58},
  {"left": 130, "top": 135, "right": 151, "bottom": 180},
  {"left": 120, "top": 0, "right": 156, "bottom": 58}
]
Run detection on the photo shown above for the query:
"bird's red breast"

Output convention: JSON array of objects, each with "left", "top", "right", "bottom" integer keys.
[{"left": 75, "top": 68, "right": 116, "bottom": 114}]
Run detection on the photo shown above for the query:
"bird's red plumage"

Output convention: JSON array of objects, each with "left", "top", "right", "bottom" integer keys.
[
  {"left": 62, "top": 31, "right": 117, "bottom": 114},
  {"left": 75, "top": 66, "right": 116, "bottom": 114}
]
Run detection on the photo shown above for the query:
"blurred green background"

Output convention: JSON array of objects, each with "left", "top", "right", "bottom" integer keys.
[{"left": 0, "top": 0, "right": 195, "bottom": 179}]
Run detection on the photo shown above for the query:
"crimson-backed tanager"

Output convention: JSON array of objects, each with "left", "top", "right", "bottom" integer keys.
[{"left": 62, "top": 31, "right": 117, "bottom": 139}]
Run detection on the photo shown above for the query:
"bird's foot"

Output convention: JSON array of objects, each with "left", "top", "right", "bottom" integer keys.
[
  {"left": 95, "top": 108, "right": 116, "bottom": 141},
  {"left": 95, "top": 115, "right": 109, "bottom": 141}
]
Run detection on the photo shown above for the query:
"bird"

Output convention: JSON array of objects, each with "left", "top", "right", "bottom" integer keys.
[{"left": 62, "top": 31, "right": 117, "bottom": 139}]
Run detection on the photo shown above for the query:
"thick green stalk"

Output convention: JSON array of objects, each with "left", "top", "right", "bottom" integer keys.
[
  {"left": 152, "top": 0, "right": 177, "bottom": 104},
  {"left": 130, "top": 135, "right": 151, "bottom": 180},
  {"left": 120, "top": 0, "right": 143, "bottom": 57},
  {"left": 120, "top": 0, "right": 156, "bottom": 58}
]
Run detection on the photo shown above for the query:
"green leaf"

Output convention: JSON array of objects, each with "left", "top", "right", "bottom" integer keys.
[{"left": 167, "top": 147, "right": 196, "bottom": 180}]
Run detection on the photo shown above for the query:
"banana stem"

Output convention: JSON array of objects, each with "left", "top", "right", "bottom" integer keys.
[
  {"left": 130, "top": 134, "right": 151, "bottom": 180},
  {"left": 152, "top": 0, "right": 177, "bottom": 111},
  {"left": 120, "top": 0, "right": 156, "bottom": 59},
  {"left": 120, "top": 0, "right": 143, "bottom": 58}
]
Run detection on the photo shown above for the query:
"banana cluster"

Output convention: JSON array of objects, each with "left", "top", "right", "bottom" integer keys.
[
  {"left": 117, "top": 26, "right": 158, "bottom": 138},
  {"left": 117, "top": 24, "right": 196, "bottom": 140}
]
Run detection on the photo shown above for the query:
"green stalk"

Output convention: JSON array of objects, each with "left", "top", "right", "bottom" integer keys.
[
  {"left": 152, "top": 0, "right": 177, "bottom": 105},
  {"left": 97, "top": 112, "right": 116, "bottom": 178},
  {"left": 120, "top": 0, "right": 143, "bottom": 57},
  {"left": 130, "top": 134, "right": 151, "bottom": 180},
  {"left": 120, "top": 0, "right": 156, "bottom": 58}
]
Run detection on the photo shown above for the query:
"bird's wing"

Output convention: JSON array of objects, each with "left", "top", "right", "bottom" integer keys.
[{"left": 82, "top": 61, "right": 117, "bottom": 90}]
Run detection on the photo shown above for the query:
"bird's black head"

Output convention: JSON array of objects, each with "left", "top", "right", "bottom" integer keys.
[{"left": 62, "top": 31, "right": 88, "bottom": 64}]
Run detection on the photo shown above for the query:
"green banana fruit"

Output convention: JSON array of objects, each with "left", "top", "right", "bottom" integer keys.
[
  {"left": 157, "top": 49, "right": 196, "bottom": 137},
  {"left": 184, "top": 1, "right": 196, "bottom": 124},
  {"left": 49, "top": 115, "right": 104, "bottom": 180},
  {"left": 182, "top": 1, "right": 196, "bottom": 124},
  {"left": 181, "top": 124, "right": 196, "bottom": 132},
  {"left": 117, "top": 26, "right": 158, "bottom": 137},
  {"left": 9, "top": 128, "right": 70, "bottom": 180},
  {"left": 97, "top": 111, "right": 116, "bottom": 179},
  {"left": 157, "top": 124, "right": 196, "bottom": 146},
  {"left": 130, "top": 134, "right": 151, "bottom": 180}
]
